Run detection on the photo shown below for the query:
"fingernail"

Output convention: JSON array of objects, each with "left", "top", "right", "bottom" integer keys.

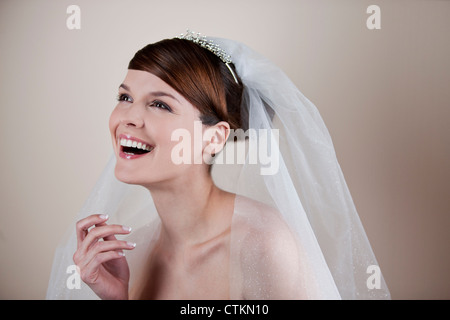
[
  {"left": 99, "top": 214, "right": 109, "bottom": 220},
  {"left": 122, "top": 226, "right": 132, "bottom": 232},
  {"left": 127, "top": 242, "right": 137, "bottom": 248},
  {"left": 118, "top": 251, "right": 125, "bottom": 257}
]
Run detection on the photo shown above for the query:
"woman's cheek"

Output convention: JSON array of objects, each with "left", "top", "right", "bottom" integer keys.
[{"left": 109, "top": 108, "right": 120, "bottom": 152}]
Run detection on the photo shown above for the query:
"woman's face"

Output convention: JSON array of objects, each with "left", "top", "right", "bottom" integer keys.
[{"left": 109, "top": 69, "right": 206, "bottom": 187}]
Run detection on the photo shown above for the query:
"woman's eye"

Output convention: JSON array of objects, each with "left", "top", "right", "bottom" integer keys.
[
  {"left": 117, "top": 93, "right": 132, "bottom": 102},
  {"left": 150, "top": 100, "right": 172, "bottom": 112}
]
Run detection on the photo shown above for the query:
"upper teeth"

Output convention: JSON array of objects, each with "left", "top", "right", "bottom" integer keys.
[{"left": 120, "top": 138, "right": 152, "bottom": 151}]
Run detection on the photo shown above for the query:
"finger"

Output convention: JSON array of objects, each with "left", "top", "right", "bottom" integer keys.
[
  {"left": 80, "top": 224, "right": 132, "bottom": 254},
  {"left": 83, "top": 240, "right": 136, "bottom": 265},
  {"left": 94, "top": 221, "right": 117, "bottom": 242},
  {"left": 76, "top": 214, "right": 109, "bottom": 248},
  {"left": 80, "top": 251, "right": 125, "bottom": 285}
]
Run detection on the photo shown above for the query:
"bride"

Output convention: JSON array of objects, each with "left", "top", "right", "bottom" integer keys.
[{"left": 47, "top": 31, "right": 390, "bottom": 300}]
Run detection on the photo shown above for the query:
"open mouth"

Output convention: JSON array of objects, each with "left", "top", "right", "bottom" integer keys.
[{"left": 118, "top": 135, "right": 154, "bottom": 159}]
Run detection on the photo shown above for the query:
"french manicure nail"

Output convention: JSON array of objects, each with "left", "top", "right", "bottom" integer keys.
[
  {"left": 127, "top": 242, "right": 137, "bottom": 248},
  {"left": 99, "top": 214, "right": 109, "bottom": 220},
  {"left": 122, "top": 226, "right": 132, "bottom": 232}
]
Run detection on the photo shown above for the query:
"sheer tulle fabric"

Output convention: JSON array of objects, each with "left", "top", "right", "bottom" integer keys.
[{"left": 46, "top": 37, "right": 390, "bottom": 300}]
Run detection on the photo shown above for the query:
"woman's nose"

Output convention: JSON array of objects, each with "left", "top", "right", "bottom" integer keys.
[{"left": 121, "top": 104, "right": 144, "bottom": 128}]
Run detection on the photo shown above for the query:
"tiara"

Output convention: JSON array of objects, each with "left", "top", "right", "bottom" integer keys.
[{"left": 176, "top": 30, "right": 239, "bottom": 84}]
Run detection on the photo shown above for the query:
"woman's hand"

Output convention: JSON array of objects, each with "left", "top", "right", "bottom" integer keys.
[{"left": 73, "top": 214, "right": 136, "bottom": 300}]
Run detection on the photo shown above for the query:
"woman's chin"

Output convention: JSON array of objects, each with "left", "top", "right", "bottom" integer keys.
[
  {"left": 114, "top": 166, "right": 146, "bottom": 186},
  {"left": 114, "top": 166, "right": 169, "bottom": 188}
]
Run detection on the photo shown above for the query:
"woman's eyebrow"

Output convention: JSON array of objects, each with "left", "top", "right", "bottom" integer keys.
[
  {"left": 119, "top": 84, "right": 180, "bottom": 104},
  {"left": 148, "top": 91, "right": 180, "bottom": 103},
  {"left": 119, "top": 83, "right": 130, "bottom": 91}
]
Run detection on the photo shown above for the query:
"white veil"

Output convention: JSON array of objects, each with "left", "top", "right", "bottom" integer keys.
[{"left": 46, "top": 35, "right": 390, "bottom": 300}]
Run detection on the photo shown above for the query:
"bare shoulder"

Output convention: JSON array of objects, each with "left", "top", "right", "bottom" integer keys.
[
  {"left": 232, "top": 195, "right": 297, "bottom": 247},
  {"left": 231, "top": 195, "right": 310, "bottom": 299}
]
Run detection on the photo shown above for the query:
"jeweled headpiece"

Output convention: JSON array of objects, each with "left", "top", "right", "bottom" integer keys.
[{"left": 176, "top": 30, "right": 239, "bottom": 84}]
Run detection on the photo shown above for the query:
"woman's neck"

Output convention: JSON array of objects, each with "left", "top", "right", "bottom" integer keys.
[{"left": 145, "top": 169, "right": 233, "bottom": 251}]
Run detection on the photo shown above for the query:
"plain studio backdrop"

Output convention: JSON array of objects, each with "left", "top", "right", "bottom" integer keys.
[{"left": 0, "top": 0, "right": 449, "bottom": 299}]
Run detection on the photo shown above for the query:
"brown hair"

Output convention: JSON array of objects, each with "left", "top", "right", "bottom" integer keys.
[{"left": 128, "top": 38, "right": 243, "bottom": 130}]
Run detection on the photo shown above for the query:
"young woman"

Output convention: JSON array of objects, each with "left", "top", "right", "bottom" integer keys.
[{"left": 47, "top": 31, "right": 390, "bottom": 300}]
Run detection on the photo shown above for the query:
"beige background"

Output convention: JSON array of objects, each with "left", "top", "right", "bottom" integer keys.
[{"left": 0, "top": 0, "right": 449, "bottom": 299}]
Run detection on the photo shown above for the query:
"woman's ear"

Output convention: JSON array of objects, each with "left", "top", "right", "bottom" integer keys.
[{"left": 202, "top": 121, "right": 230, "bottom": 163}]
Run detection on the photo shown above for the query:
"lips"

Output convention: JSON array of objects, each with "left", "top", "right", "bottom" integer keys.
[{"left": 118, "top": 134, "right": 154, "bottom": 159}]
